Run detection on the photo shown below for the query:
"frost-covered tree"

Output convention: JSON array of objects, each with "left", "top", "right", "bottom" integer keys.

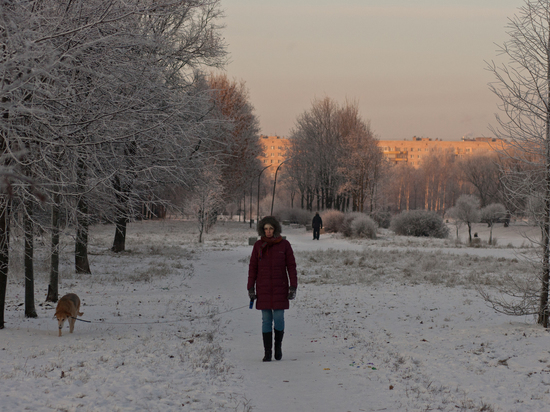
[
  {"left": 382, "top": 163, "right": 418, "bottom": 212},
  {"left": 486, "top": 0, "right": 550, "bottom": 326},
  {"left": 447, "top": 195, "right": 480, "bottom": 244},
  {"left": 187, "top": 167, "right": 224, "bottom": 243},
  {"left": 337, "top": 101, "right": 383, "bottom": 213},
  {"left": 480, "top": 203, "right": 507, "bottom": 245},
  {"left": 419, "top": 149, "right": 459, "bottom": 213},
  {"left": 458, "top": 153, "right": 502, "bottom": 208},
  {"left": 0, "top": 0, "right": 228, "bottom": 323},
  {"left": 208, "top": 73, "right": 262, "bottom": 207},
  {"left": 445, "top": 207, "right": 464, "bottom": 240},
  {"left": 287, "top": 98, "right": 381, "bottom": 212},
  {"left": 0, "top": 0, "right": 66, "bottom": 315},
  {"left": 287, "top": 97, "right": 343, "bottom": 211},
  {"left": 52, "top": 0, "right": 227, "bottom": 261}
]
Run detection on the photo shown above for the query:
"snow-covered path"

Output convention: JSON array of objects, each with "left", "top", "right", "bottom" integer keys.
[{"left": 189, "top": 234, "right": 398, "bottom": 412}]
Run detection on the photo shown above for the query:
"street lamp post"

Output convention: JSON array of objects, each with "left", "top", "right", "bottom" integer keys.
[
  {"left": 257, "top": 165, "right": 272, "bottom": 223},
  {"left": 270, "top": 159, "right": 290, "bottom": 216},
  {"left": 249, "top": 178, "right": 253, "bottom": 228}
]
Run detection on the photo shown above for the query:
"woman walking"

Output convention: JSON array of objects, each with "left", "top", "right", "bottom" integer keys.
[{"left": 248, "top": 216, "right": 297, "bottom": 361}]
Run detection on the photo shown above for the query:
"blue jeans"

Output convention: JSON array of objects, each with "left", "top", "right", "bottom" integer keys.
[{"left": 262, "top": 309, "right": 285, "bottom": 333}]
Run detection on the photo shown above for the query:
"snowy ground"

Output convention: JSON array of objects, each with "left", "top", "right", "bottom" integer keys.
[{"left": 1, "top": 219, "right": 549, "bottom": 411}]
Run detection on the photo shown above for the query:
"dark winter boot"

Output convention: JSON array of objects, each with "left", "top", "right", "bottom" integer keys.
[
  {"left": 274, "top": 329, "right": 284, "bottom": 360},
  {"left": 262, "top": 332, "right": 272, "bottom": 362}
]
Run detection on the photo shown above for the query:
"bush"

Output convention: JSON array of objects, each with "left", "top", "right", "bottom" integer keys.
[
  {"left": 273, "top": 207, "right": 312, "bottom": 226},
  {"left": 371, "top": 209, "right": 392, "bottom": 229},
  {"left": 390, "top": 210, "right": 449, "bottom": 238},
  {"left": 350, "top": 215, "right": 377, "bottom": 239},
  {"left": 322, "top": 209, "right": 345, "bottom": 233},
  {"left": 341, "top": 212, "right": 365, "bottom": 237}
]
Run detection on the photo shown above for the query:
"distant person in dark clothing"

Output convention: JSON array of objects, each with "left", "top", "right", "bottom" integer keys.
[{"left": 312, "top": 212, "right": 323, "bottom": 240}]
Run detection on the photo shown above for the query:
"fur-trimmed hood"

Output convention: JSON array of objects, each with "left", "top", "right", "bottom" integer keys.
[{"left": 257, "top": 216, "right": 282, "bottom": 237}]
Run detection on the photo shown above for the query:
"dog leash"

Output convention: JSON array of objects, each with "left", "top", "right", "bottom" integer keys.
[{"left": 71, "top": 304, "right": 250, "bottom": 325}]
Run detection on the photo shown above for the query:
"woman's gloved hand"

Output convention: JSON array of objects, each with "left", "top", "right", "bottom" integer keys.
[{"left": 288, "top": 286, "right": 297, "bottom": 300}]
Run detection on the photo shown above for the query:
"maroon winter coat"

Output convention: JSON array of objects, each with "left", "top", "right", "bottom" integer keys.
[{"left": 247, "top": 237, "right": 297, "bottom": 310}]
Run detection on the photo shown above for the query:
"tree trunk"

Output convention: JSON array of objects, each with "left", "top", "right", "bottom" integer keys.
[
  {"left": 198, "top": 209, "right": 204, "bottom": 243},
  {"left": 397, "top": 181, "right": 403, "bottom": 212},
  {"left": 539, "top": 32, "right": 550, "bottom": 328},
  {"left": 75, "top": 198, "right": 90, "bottom": 273},
  {"left": 425, "top": 180, "right": 430, "bottom": 210},
  {"left": 24, "top": 200, "right": 37, "bottom": 318},
  {"left": 369, "top": 179, "right": 377, "bottom": 214},
  {"left": 111, "top": 174, "right": 128, "bottom": 253},
  {"left": 243, "top": 191, "right": 247, "bottom": 222},
  {"left": 75, "top": 196, "right": 91, "bottom": 274},
  {"left": 540, "top": 193, "right": 549, "bottom": 327},
  {"left": 317, "top": 188, "right": 321, "bottom": 211},
  {"left": 539, "top": 118, "right": 550, "bottom": 327},
  {"left": 47, "top": 193, "right": 60, "bottom": 302},
  {"left": 111, "top": 217, "right": 127, "bottom": 253},
  {"left": 0, "top": 197, "right": 10, "bottom": 329},
  {"left": 75, "top": 158, "right": 91, "bottom": 274}
]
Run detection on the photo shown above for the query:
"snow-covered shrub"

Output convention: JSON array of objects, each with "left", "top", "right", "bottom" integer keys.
[
  {"left": 350, "top": 215, "right": 377, "bottom": 239},
  {"left": 341, "top": 212, "right": 366, "bottom": 237},
  {"left": 322, "top": 209, "right": 345, "bottom": 233},
  {"left": 371, "top": 209, "right": 392, "bottom": 229},
  {"left": 390, "top": 210, "right": 449, "bottom": 238},
  {"left": 273, "top": 207, "right": 311, "bottom": 225}
]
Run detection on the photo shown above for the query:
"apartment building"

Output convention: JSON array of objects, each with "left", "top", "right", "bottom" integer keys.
[
  {"left": 378, "top": 136, "right": 507, "bottom": 167},
  {"left": 257, "top": 134, "right": 506, "bottom": 171},
  {"left": 258, "top": 135, "right": 291, "bottom": 176}
]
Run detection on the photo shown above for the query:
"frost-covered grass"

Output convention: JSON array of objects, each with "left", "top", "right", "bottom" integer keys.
[
  {"left": 342, "top": 224, "right": 539, "bottom": 249},
  {"left": 296, "top": 247, "right": 532, "bottom": 288}
]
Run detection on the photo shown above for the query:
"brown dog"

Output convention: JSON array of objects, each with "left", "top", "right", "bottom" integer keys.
[{"left": 54, "top": 293, "right": 83, "bottom": 337}]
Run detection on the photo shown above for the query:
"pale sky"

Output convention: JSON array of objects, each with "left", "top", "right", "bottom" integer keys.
[{"left": 222, "top": 0, "right": 522, "bottom": 141}]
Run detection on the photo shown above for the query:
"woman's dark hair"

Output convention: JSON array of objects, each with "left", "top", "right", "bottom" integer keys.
[{"left": 257, "top": 216, "right": 282, "bottom": 237}]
